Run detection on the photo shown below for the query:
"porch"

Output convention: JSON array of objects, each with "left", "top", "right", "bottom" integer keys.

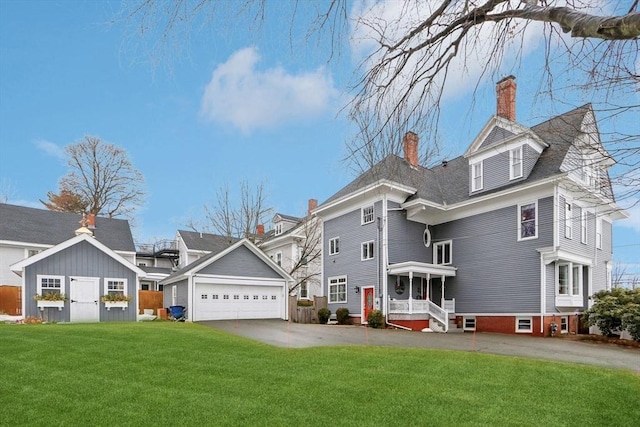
[{"left": 387, "top": 261, "right": 457, "bottom": 331}]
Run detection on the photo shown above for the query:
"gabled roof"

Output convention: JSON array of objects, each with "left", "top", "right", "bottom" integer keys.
[
  {"left": 318, "top": 104, "right": 594, "bottom": 210},
  {"left": 162, "top": 238, "right": 293, "bottom": 284},
  {"left": 177, "top": 230, "right": 238, "bottom": 252},
  {"left": 0, "top": 203, "right": 135, "bottom": 252},
  {"left": 273, "top": 213, "right": 302, "bottom": 223},
  {"left": 10, "top": 233, "right": 145, "bottom": 276}
]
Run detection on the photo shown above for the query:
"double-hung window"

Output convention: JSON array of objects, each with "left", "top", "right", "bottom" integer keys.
[
  {"left": 106, "top": 278, "right": 127, "bottom": 297},
  {"left": 557, "top": 263, "right": 583, "bottom": 304},
  {"left": 274, "top": 223, "right": 283, "bottom": 236},
  {"left": 564, "top": 202, "right": 572, "bottom": 239},
  {"left": 299, "top": 282, "right": 308, "bottom": 299},
  {"left": 596, "top": 218, "right": 602, "bottom": 249},
  {"left": 329, "top": 237, "right": 340, "bottom": 255},
  {"left": 328, "top": 276, "right": 347, "bottom": 303},
  {"left": 581, "top": 210, "right": 588, "bottom": 244},
  {"left": 433, "top": 240, "right": 452, "bottom": 265},
  {"left": 510, "top": 146, "right": 523, "bottom": 179},
  {"left": 471, "top": 162, "right": 483, "bottom": 191},
  {"left": 361, "top": 241, "right": 374, "bottom": 260},
  {"left": 518, "top": 202, "right": 537, "bottom": 240},
  {"left": 275, "top": 252, "right": 282, "bottom": 266},
  {"left": 361, "top": 205, "right": 374, "bottom": 225},
  {"left": 37, "top": 275, "right": 64, "bottom": 297}
]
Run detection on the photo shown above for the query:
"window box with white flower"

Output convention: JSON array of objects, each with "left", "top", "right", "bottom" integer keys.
[{"left": 101, "top": 278, "right": 131, "bottom": 310}]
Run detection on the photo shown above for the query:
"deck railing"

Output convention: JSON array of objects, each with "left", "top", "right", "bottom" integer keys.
[{"left": 388, "top": 297, "right": 453, "bottom": 332}]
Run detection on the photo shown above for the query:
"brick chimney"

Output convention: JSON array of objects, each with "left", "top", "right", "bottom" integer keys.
[
  {"left": 307, "top": 199, "right": 318, "bottom": 217},
  {"left": 403, "top": 131, "right": 419, "bottom": 167},
  {"left": 256, "top": 224, "right": 265, "bottom": 235},
  {"left": 87, "top": 213, "right": 96, "bottom": 229},
  {"left": 496, "top": 75, "right": 516, "bottom": 121}
]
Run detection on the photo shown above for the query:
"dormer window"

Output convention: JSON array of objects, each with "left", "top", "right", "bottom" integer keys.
[
  {"left": 274, "top": 223, "right": 283, "bottom": 236},
  {"left": 471, "top": 162, "right": 483, "bottom": 191},
  {"left": 509, "top": 146, "right": 523, "bottom": 179}
]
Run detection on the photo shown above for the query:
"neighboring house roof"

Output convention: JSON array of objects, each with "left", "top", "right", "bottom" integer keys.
[
  {"left": 177, "top": 230, "right": 238, "bottom": 252},
  {"left": 9, "top": 232, "right": 145, "bottom": 277},
  {"left": 274, "top": 213, "right": 302, "bottom": 223},
  {"left": 162, "top": 238, "right": 293, "bottom": 284},
  {"left": 139, "top": 266, "right": 172, "bottom": 275},
  {"left": 320, "top": 104, "right": 592, "bottom": 209},
  {"left": 0, "top": 203, "right": 135, "bottom": 252}
]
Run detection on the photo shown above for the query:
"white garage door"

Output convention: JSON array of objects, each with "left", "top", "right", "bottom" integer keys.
[{"left": 194, "top": 283, "right": 283, "bottom": 321}]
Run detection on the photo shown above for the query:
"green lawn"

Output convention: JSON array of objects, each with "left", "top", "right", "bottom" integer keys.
[{"left": 1, "top": 322, "right": 638, "bottom": 426}]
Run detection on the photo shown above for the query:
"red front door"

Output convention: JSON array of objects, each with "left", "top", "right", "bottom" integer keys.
[{"left": 363, "top": 287, "right": 374, "bottom": 322}]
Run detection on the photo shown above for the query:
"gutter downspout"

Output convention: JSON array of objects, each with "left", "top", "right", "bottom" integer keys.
[{"left": 540, "top": 253, "right": 546, "bottom": 335}]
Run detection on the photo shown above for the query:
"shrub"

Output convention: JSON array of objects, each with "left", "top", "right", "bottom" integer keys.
[
  {"left": 33, "top": 292, "right": 67, "bottom": 301},
  {"left": 583, "top": 288, "right": 640, "bottom": 339},
  {"left": 100, "top": 293, "right": 132, "bottom": 302},
  {"left": 367, "top": 309, "right": 384, "bottom": 328},
  {"left": 336, "top": 307, "right": 350, "bottom": 325},
  {"left": 317, "top": 308, "right": 331, "bottom": 324}
]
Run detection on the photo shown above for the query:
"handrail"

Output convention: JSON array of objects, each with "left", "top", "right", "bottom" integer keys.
[{"left": 427, "top": 300, "right": 448, "bottom": 332}]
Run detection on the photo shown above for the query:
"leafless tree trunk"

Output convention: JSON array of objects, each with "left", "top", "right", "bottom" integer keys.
[
  {"left": 54, "top": 136, "right": 146, "bottom": 218},
  {"left": 203, "top": 180, "right": 272, "bottom": 243},
  {"left": 284, "top": 216, "right": 322, "bottom": 295}
]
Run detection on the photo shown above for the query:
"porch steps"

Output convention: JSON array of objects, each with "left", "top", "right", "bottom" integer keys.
[{"left": 429, "top": 318, "right": 464, "bottom": 333}]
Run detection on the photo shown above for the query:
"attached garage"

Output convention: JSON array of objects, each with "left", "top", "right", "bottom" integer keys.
[{"left": 162, "top": 239, "right": 293, "bottom": 322}]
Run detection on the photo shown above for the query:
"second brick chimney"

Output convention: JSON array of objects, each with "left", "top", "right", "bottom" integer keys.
[
  {"left": 256, "top": 224, "right": 265, "bottom": 235},
  {"left": 403, "top": 131, "right": 419, "bottom": 167},
  {"left": 496, "top": 75, "right": 516, "bottom": 121},
  {"left": 307, "top": 199, "right": 318, "bottom": 217}
]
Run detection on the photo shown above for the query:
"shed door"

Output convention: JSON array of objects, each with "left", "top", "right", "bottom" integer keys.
[{"left": 70, "top": 277, "right": 100, "bottom": 322}]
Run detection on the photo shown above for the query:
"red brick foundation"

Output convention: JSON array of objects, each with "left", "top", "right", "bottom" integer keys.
[
  {"left": 455, "top": 314, "right": 583, "bottom": 337},
  {"left": 388, "top": 319, "right": 429, "bottom": 331}
]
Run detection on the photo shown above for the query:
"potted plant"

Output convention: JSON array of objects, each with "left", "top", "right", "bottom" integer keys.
[
  {"left": 101, "top": 293, "right": 132, "bottom": 311},
  {"left": 33, "top": 292, "right": 67, "bottom": 311}
]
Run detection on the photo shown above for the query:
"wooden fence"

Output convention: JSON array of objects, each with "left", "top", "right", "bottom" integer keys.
[
  {"left": 0, "top": 286, "right": 22, "bottom": 315},
  {"left": 138, "top": 290, "right": 163, "bottom": 314},
  {"left": 288, "top": 295, "right": 328, "bottom": 324}
]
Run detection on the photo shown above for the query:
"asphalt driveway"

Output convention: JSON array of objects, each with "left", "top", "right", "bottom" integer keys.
[{"left": 200, "top": 319, "right": 640, "bottom": 374}]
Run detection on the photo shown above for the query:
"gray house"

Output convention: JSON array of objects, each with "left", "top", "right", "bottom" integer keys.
[
  {"left": 2, "top": 203, "right": 144, "bottom": 322},
  {"left": 161, "top": 238, "right": 293, "bottom": 321},
  {"left": 315, "top": 76, "right": 627, "bottom": 336}
]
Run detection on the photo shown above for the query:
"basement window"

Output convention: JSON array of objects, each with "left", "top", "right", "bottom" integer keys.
[
  {"left": 516, "top": 317, "right": 532, "bottom": 333},
  {"left": 463, "top": 317, "right": 476, "bottom": 331}
]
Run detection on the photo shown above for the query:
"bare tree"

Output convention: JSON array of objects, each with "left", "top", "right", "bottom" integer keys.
[
  {"left": 121, "top": 1, "right": 639, "bottom": 196},
  {"left": 0, "top": 178, "right": 16, "bottom": 203},
  {"left": 52, "top": 136, "right": 146, "bottom": 218},
  {"left": 203, "top": 180, "right": 272, "bottom": 243},
  {"left": 284, "top": 215, "right": 323, "bottom": 296}
]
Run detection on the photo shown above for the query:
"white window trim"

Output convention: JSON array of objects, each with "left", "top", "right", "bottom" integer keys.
[
  {"left": 517, "top": 201, "right": 538, "bottom": 241},
  {"left": 471, "top": 161, "right": 483, "bottom": 191},
  {"left": 275, "top": 251, "right": 282, "bottom": 266},
  {"left": 509, "top": 146, "right": 523, "bottom": 180},
  {"left": 171, "top": 285, "right": 177, "bottom": 306},
  {"left": 580, "top": 210, "right": 588, "bottom": 244},
  {"left": 556, "top": 262, "right": 582, "bottom": 298},
  {"left": 515, "top": 316, "right": 533, "bottom": 333},
  {"left": 274, "top": 223, "right": 283, "bottom": 236},
  {"left": 361, "top": 205, "right": 374, "bottom": 225},
  {"left": 564, "top": 201, "right": 572, "bottom": 239},
  {"left": 329, "top": 237, "right": 340, "bottom": 255},
  {"left": 361, "top": 240, "right": 375, "bottom": 261},
  {"left": 596, "top": 218, "right": 602, "bottom": 250},
  {"left": 560, "top": 316, "right": 568, "bottom": 334},
  {"left": 37, "top": 275, "right": 65, "bottom": 296},
  {"left": 328, "top": 275, "right": 347, "bottom": 304},
  {"left": 105, "top": 278, "right": 128, "bottom": 296},
  {"left": 463, "top": 316, "right": 476, "bottom": 331},
  {"left": 433, "top": 240, "right": 453, "bottom": 265},
  {"left": 299, "top": 281, "right": 309, "bottom": 299}
]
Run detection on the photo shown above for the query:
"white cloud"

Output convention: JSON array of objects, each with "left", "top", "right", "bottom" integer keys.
[
  {"left": 34, "top": 139, "right": 65, "bottom": 161},
  {"left": 617, "top": 203, "right": 640, "bottom": 234},
  {"left": 200, "top": 47, "right": 340, "bottom": 134}
]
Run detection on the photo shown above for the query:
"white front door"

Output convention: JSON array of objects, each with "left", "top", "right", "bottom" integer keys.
[{"left": 70, "top": 277, "right": 100, "bottom": 322}]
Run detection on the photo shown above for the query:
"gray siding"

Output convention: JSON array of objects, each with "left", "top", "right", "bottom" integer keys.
[
  {"left": 24, "top": 240, "right": 137, "bottom": 321},
  {"left": 323, "top": 201, "right": 382, "bottom": 314},
  {"left": 432, "top": 196, "right": 554, "bottom": 313},
  {"left": 163, "top": 279, "right": 188, "bottom": 308},
  {"left": 387, "top": 203, "right": 431, "bottom": 264},
  {"left": 198, "top": 245, "right": 281, "bottom": 278},
  {"left": 471, "top": 144, "right": 539, "bottom": 195}
]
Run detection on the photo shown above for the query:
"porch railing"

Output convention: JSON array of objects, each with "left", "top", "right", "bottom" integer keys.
[{"left": 388, "top": 297, "right": 452, "bottom": 332}]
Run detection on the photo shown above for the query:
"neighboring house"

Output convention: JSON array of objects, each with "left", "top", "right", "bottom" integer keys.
[
  {"left": 315, "top": 76, "right": 627, "bottom": 336},
  {"left": 161, "top": 238, "right": 293, "bottom": 321},
  {"left": 176, "top": 229, "right": 237, "bottom": 268},
  {"left": 136, "top": 239, "right": 179, "bottom": 291},
  {"left": 1, "top": 203, "right": 144, "bottom": 322},
  {"left": 259, "top": 199, "right": 323, "bottom": 300}
]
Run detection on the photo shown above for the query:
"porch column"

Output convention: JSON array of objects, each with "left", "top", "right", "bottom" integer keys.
[
  {"left": 425, "top": 273, "right": 430, "bottom": 301},
  {"left": 408, "top": 271, "right": 413, "bottom": 313},
  {"left": 441, "top": 275, "right": 446, "bottom": 307}
]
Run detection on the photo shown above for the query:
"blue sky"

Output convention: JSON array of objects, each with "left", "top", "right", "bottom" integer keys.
[{"left": 0, "top": 1, "right": 638, "bottom": 279}]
